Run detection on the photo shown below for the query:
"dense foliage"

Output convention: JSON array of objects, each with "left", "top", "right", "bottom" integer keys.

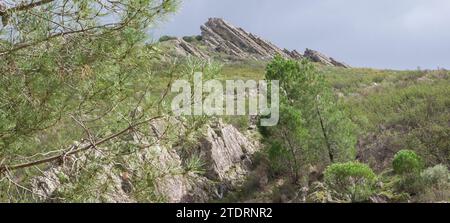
[
  {"left": 0, "top": 0, "right": 181, "bottom": 202},
  {"left": 393, "top": 150, "right": 424, "bottom": 175},
  {"left": 0, "top": 0, "right": 178, "bottom": 162},
  {"left": 262, "top": 56, "right": 357, "bottom": 182},
  {"left": 324, "top": 162, "right": 377, "bottom": 202}
]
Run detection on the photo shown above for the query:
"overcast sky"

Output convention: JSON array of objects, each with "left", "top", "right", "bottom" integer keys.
[{"left": 153, "top": 0, "right": 450, "bottom": 70}]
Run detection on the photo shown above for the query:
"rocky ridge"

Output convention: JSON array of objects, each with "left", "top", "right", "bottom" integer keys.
[
  {"left": 164, "top": 18, "right": 349, "bottom": 68},
  {"left": 304, "top": 48, "right": 350, "bottom": 68}
]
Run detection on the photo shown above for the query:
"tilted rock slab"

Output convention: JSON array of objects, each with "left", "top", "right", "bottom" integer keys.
[
  {"left": 304, "top": 48, "right": 350, "bottom": 68},
  {"left": 30, "top": 117, "right": 260, "bottom": 203},
  {"left": 201, "top": 18, "right": 290, "bottom": 60},
  {"left": 200, "top": 121, "right": 257, "bottom": 183},
  {"left": 164, "top": 17, "right": 350, "bottom": 67}
]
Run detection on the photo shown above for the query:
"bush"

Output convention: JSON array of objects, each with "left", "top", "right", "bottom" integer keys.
[
  {"left": 159, "top": 35, "right": 177, "bottom": 42},
  {"left": 419, "top": 165, "right": 450, "bottom": 202},
  {"left": 392, "top": 150, "right": 424, "bottom": 175},
  {"left": 182, "top": 35, "right": 202, "bottom": 43},
  {"left": 266, "top": 141, "right": 293, "bottom": 177},
  {"left": 195, "top": 35, "right": 203, "bottom": 41},
  {"left": 421, "top": 164, "right": 449, "bottom": 187},
  {"left": 324, "top": 162, "right": 377, "bottom": 202},
  {"left": 417, "top": 164, "right": 450, "bottom": 201}
]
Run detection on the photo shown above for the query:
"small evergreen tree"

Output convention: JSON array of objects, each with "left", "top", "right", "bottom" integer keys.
[{"left": 262, "top": 56, "right": 357, "bottom": 182}]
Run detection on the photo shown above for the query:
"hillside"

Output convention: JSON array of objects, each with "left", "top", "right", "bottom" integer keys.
[
  {"left": 210, "top": 61, "right": 449, "bottom": 203},
  {"left": 1, "top": 13, "right": 448, "bottom": 203}
]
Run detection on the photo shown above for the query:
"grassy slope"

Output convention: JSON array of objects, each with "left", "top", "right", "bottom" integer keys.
[
  {"left": 220, "top": 62, "right": 450, "bottom": 171},
  {"left": 219, "top": 61, "right": 449, "bottom": 203}
]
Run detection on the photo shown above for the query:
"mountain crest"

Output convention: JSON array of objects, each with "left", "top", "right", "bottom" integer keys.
[
  {"left": 163, "top": 18, "right": 350, "bottom": 68},
  {"left": 201, "top": 18, "right": 290, "bottom": 60}
]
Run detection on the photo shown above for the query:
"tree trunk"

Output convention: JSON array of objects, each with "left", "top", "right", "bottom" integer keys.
[{"left": 316, "top": 105, "right": 334, "bottom": 163}]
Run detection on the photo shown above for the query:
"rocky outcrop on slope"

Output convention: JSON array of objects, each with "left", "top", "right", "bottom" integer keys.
[
  {"left": 164, "top": 18, "right": 350, "bottom": 67},
  {"left": 283, "top": 49, "right": 303, "bottom": 60},
  {"left": 200, "top": 121, "right": 257, "bottom": 183},
  {"left": 171, "top": 38, "right": 209, "bottom": 59},
  {"left": 31, "top": 143, "right": 136, "bottom": 203},
  {"left": 304, "top": 48, "right": 351, "bottom": 68},
  {"left": 200, "top": 18, "right": 290, "bottom": 60},
  {"left": 30, "top": 118, "right": 260, "bottom": 203}
]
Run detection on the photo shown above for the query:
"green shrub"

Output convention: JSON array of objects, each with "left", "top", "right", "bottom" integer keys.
[
  {"left": 159, "top": 35, "right": 177, "bottom": 42},
  {"left": 324, "top": 162, "right": 377, "bottom": 202},
  {"left": 392, "top": 150, "right": 424, "bottom": 175},
  {"left": 266, "top": 141, "right": 293, "bottom": 177},
  {"left": 182, "top": 35, "right": 202, "bottom": 43},
  {"left": 195, "top": 35, "right": 203, "bottom": 41}
]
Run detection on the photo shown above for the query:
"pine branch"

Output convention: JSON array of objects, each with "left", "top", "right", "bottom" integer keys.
[
  {"left": 0, "top": 115, "right": 163, "bottom": 174},
  {"left": 0, "top": 0, "right": 56, "bottom": 16}
]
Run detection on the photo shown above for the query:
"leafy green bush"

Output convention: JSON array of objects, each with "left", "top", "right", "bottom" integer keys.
[
  {"left": 393, "top": 150, "right": 424, "bottom": 175},
  {"left": 182, "top": 35, "right": 202, "bottom": 42},
  {"left": 159, "top": 35, "right": 177, "bottom": 42},
  {"left": 392, "top": 150, "right": 425, "bottom": 194},
  {"left": 395, "top": 174, "right": 425, "bottom": 195},
  {"left": 195, "top": 35, "right": 203, "bottom": 41},
  {"left": 324, "top": 162, "right": 377, "bottom": 202}
]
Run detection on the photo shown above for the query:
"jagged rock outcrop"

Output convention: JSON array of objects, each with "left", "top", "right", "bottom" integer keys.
[
  {"left": 162, "top": 18, "right": 350, "bottom": 67},
  {"left": 31, "top": 143, "right": 135, "bottom": 203},
  {"left": 201, "top": 18, "right": 290, "bottom": 60},
  {"left": 304, "top": 48, "right": 350, "bottom": 68},
  {"left": 171, "top": 38, "right": 209, "bottom": 59},
  {"left": 283, "top": 49, "right": 303, "bottom": 60},
  {"left": 200, "top": 121, "right": 257, "bottom": 183},
  {"left": 166, "top": 18, "right": 350, "bottom": 67},
  {"left": 30, "top": 117, "right": 260, "bottom": 203}
]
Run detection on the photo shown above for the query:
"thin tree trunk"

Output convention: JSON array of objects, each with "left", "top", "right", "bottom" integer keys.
[
  {"left": 282, "top": 129, "right": 300, "bottom": 182},
  {"left": 316, "top": 105, "right": 334, "bottom": 163}
]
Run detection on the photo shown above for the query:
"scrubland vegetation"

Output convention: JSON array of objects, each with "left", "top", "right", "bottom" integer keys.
[
  {"left": 0, "top": 0, "right": 448, "bottom": 203},
  {"left": 218, "top": 58, "right": 449, "bottom": 203}
]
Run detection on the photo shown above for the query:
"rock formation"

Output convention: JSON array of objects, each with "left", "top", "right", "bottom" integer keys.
[
  {"left": 201, "top": 18, "right": 290, "bottom": 60},
  {"left": 30, "top": 118, "right": 260, "bottom": 203},
  {"left": 303, "top": 48, "right": 351, "bottom": 68},
  {"left": 164, "top": 18, "right": 350, "bottom": 68},
  {"left": 200, "top": 121, "right": 257, "bottom": 183},
  {"left": 283, "top": 49, "right": 303, "bottom": 60},
  {"left": 172, "top": 38, "right": 209, "bottom": 59}
]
